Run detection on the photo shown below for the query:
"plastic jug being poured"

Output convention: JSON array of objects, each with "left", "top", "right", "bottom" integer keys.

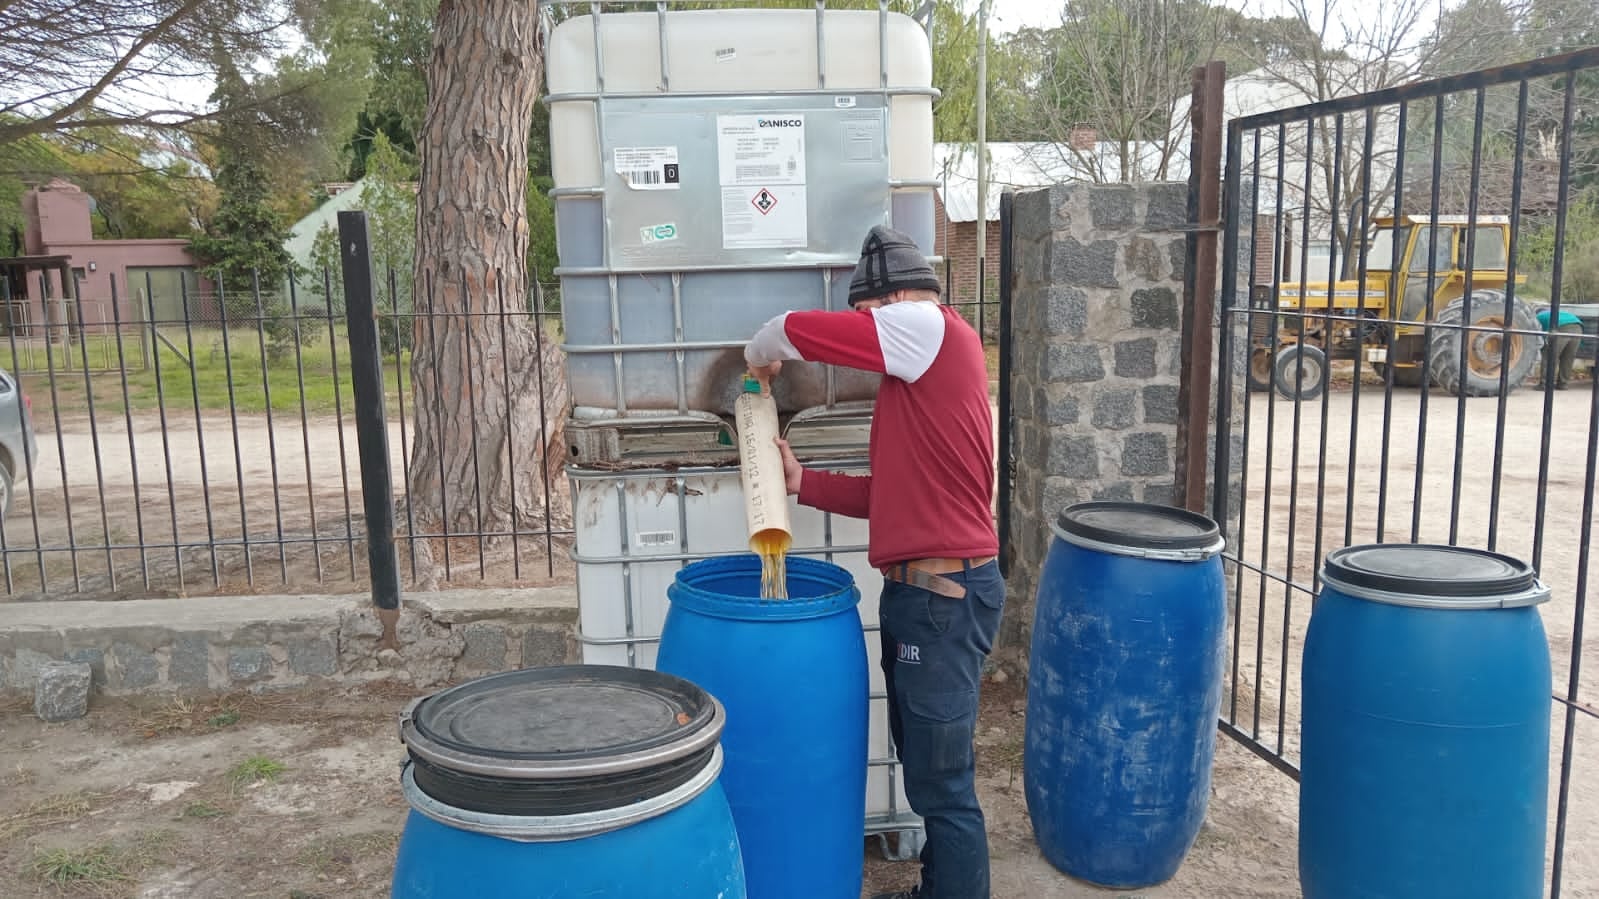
[{"left": 736, "top": 375, "right": 791, "bottom": 599}]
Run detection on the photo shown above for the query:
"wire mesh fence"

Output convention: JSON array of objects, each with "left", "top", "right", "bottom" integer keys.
[{"left": 0, "top": 255, "right": 573, "bottom": 600}]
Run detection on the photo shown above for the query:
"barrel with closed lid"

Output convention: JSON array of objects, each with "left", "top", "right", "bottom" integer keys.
[
  {"left": 1300, "top": 544, "right": 1552, "bottom": 899},
  {"left": 1024, "top": 501, "right": 1227, "bottom": 888},
  {"left": 390, "top": 664, "right": 746, "bottom": 898},
  {"left": 658, "top": 554, "right": 868, "bottom": 899}
]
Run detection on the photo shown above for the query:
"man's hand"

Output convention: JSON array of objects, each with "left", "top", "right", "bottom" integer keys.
[
  {"left": 748, "top": 360, "right": 781, "bottom": 396},
  {"left": 774, "top": 436, "right": 803, "bottom": 495}
]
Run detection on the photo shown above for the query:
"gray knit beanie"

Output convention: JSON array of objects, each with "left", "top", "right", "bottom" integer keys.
[{"left": 847, "top": 225, "right": 941, "bottom": 306}]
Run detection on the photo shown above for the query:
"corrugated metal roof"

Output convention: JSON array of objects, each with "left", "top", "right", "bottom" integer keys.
[{"left": 934, "top": 141, "right": 1166, "bottom": 222}]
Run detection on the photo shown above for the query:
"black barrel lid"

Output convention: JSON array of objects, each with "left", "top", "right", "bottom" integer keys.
[
  {"left": 401, "top": 665, "right": 725, "bottom": 817},
  {"left": 404, "top": 665, "right": 719, "bottom": 775},
  {"left": 1323, "top": 544, "right": 1537, "bottom": 598},
  {"left": 1056, "top": 501, "right": 1221, "bottom": 552}
]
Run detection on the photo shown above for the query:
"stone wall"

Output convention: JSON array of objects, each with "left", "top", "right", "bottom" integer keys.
[
  {"left": 0, "top": 589, "right": 578, "bottom": 698},
  {"left": 1001, "top": 182, "right": 1243, "bottom": 658}
]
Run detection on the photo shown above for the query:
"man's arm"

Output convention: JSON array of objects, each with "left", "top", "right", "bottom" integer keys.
[
  {"left": 798, "top": 469, "right": 871, "bottom": 519},
  {"left": 745, "top": 301, "right": 947, "bottom": 382},
  {"left": 774, "top": 437, "right": 871, "bottom": 519}
]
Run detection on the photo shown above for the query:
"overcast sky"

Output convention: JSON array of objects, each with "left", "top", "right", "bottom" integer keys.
[{"left": 989, "top": 0, "right": 1396, "bottom": 36}]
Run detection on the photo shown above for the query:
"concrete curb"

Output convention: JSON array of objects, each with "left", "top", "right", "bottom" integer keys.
[{"left": 0, "top": 588, "right": 579, "bottom": 696}]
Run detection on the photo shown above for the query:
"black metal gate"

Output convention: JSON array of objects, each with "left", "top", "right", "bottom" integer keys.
[{"left": 1210, "top": 47, "right": 1599, "bottom": 896}]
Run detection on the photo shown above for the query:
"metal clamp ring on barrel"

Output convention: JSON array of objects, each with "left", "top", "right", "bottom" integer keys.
[
  {"left": 1319, "top": 573, "right": 1552, "bottom": 610},
  {"left": 400, "top": 745, "right": 726, "bottom": 842},
  {"left": 399, "top": 695, "right": 727, "bottom": 781},
  {"left": 1049, "top": 521, "right": 1227, "bottom": 562}
]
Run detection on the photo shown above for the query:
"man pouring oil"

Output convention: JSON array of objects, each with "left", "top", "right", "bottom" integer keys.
[{"left": 743, "top": 225, "right": 1004, "bottom": 899}]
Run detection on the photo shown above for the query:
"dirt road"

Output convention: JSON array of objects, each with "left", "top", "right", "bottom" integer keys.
[{"left": 0, "top": 679, "right": 1300, "bottom": 899}]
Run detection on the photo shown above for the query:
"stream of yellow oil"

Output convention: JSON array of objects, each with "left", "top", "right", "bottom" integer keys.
[{"left": 751, "top": 527, "right": 791, "bottom": 600}]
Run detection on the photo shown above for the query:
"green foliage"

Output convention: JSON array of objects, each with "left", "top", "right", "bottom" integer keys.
[
  {"left": 189, "top": 148, "right": 297, "bottom": 298},
  {"left": 527, "top": 173, "right": 560, "bottom": 303},
  {"left": 1521, "top": 188, "right": 1599, "bottom": 301},
  {"left": 309, "top": 223, "right": 345, "bottom": 306},
  {"left": 363, "top": 132, "right": 419, "bottom": 352},
  {"left": 190, "top": 60, "right": 321, "bottom": 363}
]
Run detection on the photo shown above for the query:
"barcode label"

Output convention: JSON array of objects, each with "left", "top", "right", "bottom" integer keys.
[
  {"left": 636, "top": 530, "right": 677, "bottom": 548},
  {"left": 614, "top": 146, "right": 680, "bottom": 191}
]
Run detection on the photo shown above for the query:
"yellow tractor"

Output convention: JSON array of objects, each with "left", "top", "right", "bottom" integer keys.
[{"left": 1248, "top": 215, "right": 1545, "bottom": 400}]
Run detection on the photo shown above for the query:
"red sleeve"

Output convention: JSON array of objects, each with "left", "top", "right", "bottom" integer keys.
[
  {"left": 781, "top": 310, "right": 889, "bottom": 373},
  {"left": 797, "top": 468, "right": 871, "bottom": 519}
]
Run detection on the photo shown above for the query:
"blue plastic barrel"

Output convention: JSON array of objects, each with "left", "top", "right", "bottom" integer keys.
[
  {"left": 1301, "top": 544, "right": 1552, "bottom": 899},
  {"left": 391, "top": 665, "right": 746, "bottom": 898},
  {"left": 657, "top": 555, "right": 868, "bottom": 899},
  {"left": 1024, "top": 501, "right": 1227, "bottom": 888}
]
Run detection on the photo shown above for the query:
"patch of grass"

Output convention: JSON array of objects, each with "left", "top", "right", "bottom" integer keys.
[
  {"left": 136, "top": 698, "right": 198, "bottom": 737},
  {"left": 206, "top": 709, "right": 241, "bottom": 728},
  {"left": 12, "top": 325, "right": 410, "bottom": 418},
  {"left": 29, "top": 831, "right": 175, "bottom": 890},
  {"left": 0, "top": 790, "right": 103, "bottom": 841},
  {"left": 30, "top": 844, "right": 129, "bottom": 887},
  {"left": 227, "top": 755, "right": 287, "bottom": 790},
  {"left": 296, "top": 831, "right": 399, "bottom": 874},
  {"left": 180, "top": 801, "right": 228, "bottom": 819},
  {"left": 136, "top": 692, "right": 277, "bottom": 738}
]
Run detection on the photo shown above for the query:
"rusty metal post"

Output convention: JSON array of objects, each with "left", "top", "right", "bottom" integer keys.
[{"left": 1178, "top": 60, "right": 1226, "bottom": 514}]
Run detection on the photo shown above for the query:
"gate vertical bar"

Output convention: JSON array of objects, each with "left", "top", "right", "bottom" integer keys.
[
  {"left": 996, "top": 189, "right": 1015, "bottom": 577},
  {"left": 1181, "top": 60, "right": 1224, "bottom": 514},
  {"left": 339, "top": 211, "right": 402, "bottom": 641}
]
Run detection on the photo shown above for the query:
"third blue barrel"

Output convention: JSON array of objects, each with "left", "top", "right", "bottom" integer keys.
[
  {"left": 1301, "top": 544, "right": 1552, "bottom": 899},
  {"left": 1024, "top": 501, "right": 1227, "bottom": 888},
  {"left": 657, "top": 555, "right": 868, "bottom": 899}
]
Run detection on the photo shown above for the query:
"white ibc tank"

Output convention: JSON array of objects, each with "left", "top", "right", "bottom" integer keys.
[
  {"left": 545, "top": 8, "right": 937, "bottom": 427},
  {"left": 547, "top": 9, "right": 935, "bottom": 186}
]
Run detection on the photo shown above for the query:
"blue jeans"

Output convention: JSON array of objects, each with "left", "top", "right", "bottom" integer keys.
[{"left": 880, "top": 560, "right": 1006, "bottom": 899}]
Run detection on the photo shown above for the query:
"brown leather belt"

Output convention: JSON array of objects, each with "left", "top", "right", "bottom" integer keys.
[{"left": 881, "top": 556, "right": 996, "bottom": 599}]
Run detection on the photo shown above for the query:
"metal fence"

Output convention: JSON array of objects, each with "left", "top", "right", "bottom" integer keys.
[
  {"left": 1208, "top": 47, "right": 1599, "bottom": 895},
  {"left": 0, "top": 247, "right": 572, "bottom": 599}
]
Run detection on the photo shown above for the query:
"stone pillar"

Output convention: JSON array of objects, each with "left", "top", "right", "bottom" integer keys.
[{"left": 1002, "top": 182, "right": 1240, "bottom": 658}]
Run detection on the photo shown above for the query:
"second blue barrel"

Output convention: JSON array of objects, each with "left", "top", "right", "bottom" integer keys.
[
  {"left": 1024, "top": 501, "right": 1227, "bottom": 888},
  {"left": 1301, "top": 544, "right": 1552, "bottom": 899},
  {"left": 657, "top": 555, "right": 868, "bottom": 899}
]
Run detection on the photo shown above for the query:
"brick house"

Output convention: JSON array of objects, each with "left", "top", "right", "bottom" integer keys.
[{"left": 3, "top": 179, "right": 213, "bottom": 334}]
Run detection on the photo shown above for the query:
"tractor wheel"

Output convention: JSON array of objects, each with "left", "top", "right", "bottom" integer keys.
[
  {"left": 1369, "top": 361, "right": 1424, "bottom": 388},
  {"left": 1273, "top": 344, "right": 1327, "bottom": 401},
  {"left": 1427, "top": 290, "right": 1544, "bottom": 397},
  {"left": 1248, "top": 346, "right": 1274, "bottom": 392}
]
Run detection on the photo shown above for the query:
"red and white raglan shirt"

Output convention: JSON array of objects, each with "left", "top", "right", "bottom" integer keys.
[{"left": 745, "top": 301, "right": 997, "bottom": 570}]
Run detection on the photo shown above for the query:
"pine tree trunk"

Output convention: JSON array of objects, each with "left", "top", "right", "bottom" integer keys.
[{"left": 408, "top": 0, "right": 568, "bottom": 556}]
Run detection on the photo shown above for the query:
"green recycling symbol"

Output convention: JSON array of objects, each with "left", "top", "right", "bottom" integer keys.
[{"left": 642, "top": 223, "right": 678, "bottom": 243}]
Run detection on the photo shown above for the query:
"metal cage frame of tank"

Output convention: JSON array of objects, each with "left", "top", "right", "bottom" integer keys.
[
  {"left": 540, "top": 0, "right": 943, "bottom": 457},
  {"left": 567, "top": 457, "right": 926, "bottom": 859}
]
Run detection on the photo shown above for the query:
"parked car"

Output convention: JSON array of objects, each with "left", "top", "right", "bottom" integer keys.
[{"left": 0, "top": 368, "right": 38, "bottom": 524}]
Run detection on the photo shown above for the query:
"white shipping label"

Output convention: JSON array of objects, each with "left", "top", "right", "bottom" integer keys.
[
  {"left": 721, "top": 186, "right": 807, "bottom": 250},
  {"left": 716, "top": 114, "right": 806, "bottom": 186},
  {"left": 614, "top": 146, "right": 681, "bottom": 190}
]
